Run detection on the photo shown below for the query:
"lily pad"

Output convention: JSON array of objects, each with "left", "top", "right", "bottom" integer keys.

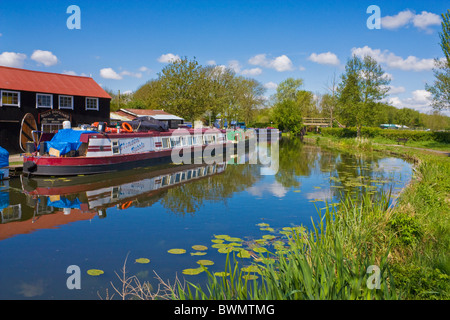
[
  {"left": 253, "top": 247, "right": 268, "bottom": 253},
  {"left": 190, "top": 252, "right": 207, "bottom": 256},
  {"left": 87, "top": 269, "right": 104, "bottom": 276},
  {"left": 237, "top": 250, "right": 251, "bottom": 258},
  {"left": 135, "top": 258, "right": 150, "bottom": 264},
  {"left": 241, "top": 265, "right": 261, "bottom": 273},
  {"left": 262, "top": 235, "right": 276, "bottom": 240},
  {"left": 218, "top": 247, "right": 234, "bottom": 254},
  {"left": 211, "top": 243, "right": 228, "bottom": 249},
  {"left": 191, "top": 245, "right": 208, "bottom": 251},
  {"left": 211, "top": 239, "right": 224, "bottom": 244},
  {"left": 243, "top": 274, "right": 259, "bottom": 280},
  {"left": 214, "top": 272, "right": 230, "bottom": 277},
  {"left": 226, "top": 237, "right": 243, "bottom": 242},
  {"left": 167, "top": 248, "right": 186, "bottom": 254},
  {"left": 214, "top": 234, "right": 231, "bottom": 240},
  {"left": 256, "top": 223, "right": 270, "bottom": 227},
  {"left": 196, "top": 259, "right": 214, "bottom": 266},
  {"left": 182, "top": 267, "right": 204, "bottom": 275}
]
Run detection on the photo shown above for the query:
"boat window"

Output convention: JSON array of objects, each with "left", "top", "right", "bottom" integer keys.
[
  {"left": 170, "top": 137, "right": 180, "bottom": 148},
  {"left": 112, "top": 140, "right": 120, "bottom": 155},
  {"left": 162, "top": 138, "right": 170, "bottom": 149},
  {"left": 161, "top": 176, "right": 169, "bottom": 186}
]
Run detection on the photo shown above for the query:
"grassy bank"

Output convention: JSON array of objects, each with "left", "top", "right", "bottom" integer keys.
[{"left": 107, "top": 136, "right": 449, "bottom": 300}]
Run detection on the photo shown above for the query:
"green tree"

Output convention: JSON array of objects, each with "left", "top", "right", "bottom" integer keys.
[
  {"left": 272, "top": 99, "right": 303, "bottom": 134},
  {"left": 337, "top": 55, "right": 390, "bottom": 135},
  {"left": 274, "top": 78, "right": 303, "bottom": 103},
  {"left": 426, "top": 10, "right": 450, "bottom": 111}
]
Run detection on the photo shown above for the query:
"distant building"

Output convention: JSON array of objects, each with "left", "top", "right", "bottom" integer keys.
[
  {"left": 111, "top": 108, "right": 184, "bottom": 129},
  {"left": 0, "top": 66, "right": 111, "bottom": 152}
]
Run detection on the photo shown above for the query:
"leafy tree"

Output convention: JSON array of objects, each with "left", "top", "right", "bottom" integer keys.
[
  {"left": 426, "top": 10, "right": 450, "bottom": 111},
  {"left": 337, "top": 55, "right": 390, "bottom": 135},
  {"left": 274, "top": 78, "right": 303, "bottom": 103},
  {"left": 272, "top": 99, "right": 303, "bottom": 134}
]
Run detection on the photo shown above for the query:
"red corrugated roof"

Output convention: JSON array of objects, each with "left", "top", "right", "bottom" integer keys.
[{"left": 0, "top": 66, "right": 111, "bottom": 99}]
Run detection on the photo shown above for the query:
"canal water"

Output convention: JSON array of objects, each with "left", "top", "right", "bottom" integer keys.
[{"left": 0, "top": 138, "right": 413, "bottom": 299}]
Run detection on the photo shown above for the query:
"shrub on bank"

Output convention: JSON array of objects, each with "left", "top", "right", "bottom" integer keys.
[{"left": 321, "top": 127, "right": 450, "bottom": 143}]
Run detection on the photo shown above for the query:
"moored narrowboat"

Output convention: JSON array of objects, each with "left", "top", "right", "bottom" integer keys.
[{"left": 23, "top": 121, "right": 236, "bottom": 176}]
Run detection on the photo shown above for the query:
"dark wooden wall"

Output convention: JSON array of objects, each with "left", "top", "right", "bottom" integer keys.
[{"left": 0, "top": 90, "right": 110, "bottom": 152}]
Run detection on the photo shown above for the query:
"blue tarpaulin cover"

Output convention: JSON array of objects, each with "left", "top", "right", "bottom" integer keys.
[
  {"left": 46, "top": 129, "right": 98, "bottom": 156},
  {"left": 0, "top": 146, "right": 9, "bottom": 168},
  {"left": 47, "top": 197, "right": 82, "bottom": 209}
]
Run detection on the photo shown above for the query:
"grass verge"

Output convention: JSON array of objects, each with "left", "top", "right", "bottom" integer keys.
[{"left": 106, "top": 135, "right": 449, "bottom": 300}]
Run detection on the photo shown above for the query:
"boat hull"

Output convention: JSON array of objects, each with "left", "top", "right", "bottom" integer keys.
[{"left": 23, "top": 144, "right": 231, "bottom": 176}]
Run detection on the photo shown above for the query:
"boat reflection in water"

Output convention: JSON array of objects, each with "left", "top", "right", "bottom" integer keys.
[{"left": 0, "top": 161, "right": 229, "bottom": 240}]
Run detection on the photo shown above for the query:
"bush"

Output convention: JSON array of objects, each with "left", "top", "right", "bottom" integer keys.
[{"left": 321, "top": 127, "right": 450, "bottom": 143}]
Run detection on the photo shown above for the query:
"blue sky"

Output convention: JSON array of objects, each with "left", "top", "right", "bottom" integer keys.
[{"left": 0, "top": 0, "right": 448, "bottom": 114}]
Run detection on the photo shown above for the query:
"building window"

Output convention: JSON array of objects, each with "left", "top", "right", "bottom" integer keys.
[
  {"left": 86, "top": 97, "right": 99, "bottom": 111},
  {"left": 36, "top": 93, "right": 53, "bottom": 109},
  {"left": 59, "top": 95, "right": 73, "bottom": 110},
  {"left": 1, "top": 90, "right": 20, "bottom": 107}
]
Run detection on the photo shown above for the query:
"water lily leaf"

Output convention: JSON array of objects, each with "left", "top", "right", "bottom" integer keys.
[
  {"left": 168, "top": 248, "right": 186, "bottom": 254},
  {"left": 211, "top": 243, "right": 227, "bottom": 249},
  {"left": 253, "top": 247, "right": 268, "bottom": 253},
  {"left": 218, "top": 247, "right": 234, "bottom": 254},
  {"left": 227, "top": 242, "right": 242, "bottom": 247},
  {"left": 262, "top": 235, "right": 276, "bottom": 240},
  {"left": 241, "top": 265, "right": 260, "bottom": 273},
  {"left": 135, "top": 258, "right": 150, "bottom": 264},
  {"left": 196, "top": 259, "right": 214, "bottom": 266},
  {"left": 211, "top": 239, "right": 224, "bottom": 244},
  {"left": 256, "top": 223, "right": 270, "bottom": 227},
  {"left": 87, "top": 269, "right": 104, "bottom": 276},
  {"left": 214, "top": 234, "right": 231, "bottom": 240},
  {"left": 226, "top": 237, "right": 243, "bottom": 242},
  {"left": 182, "top": 267, "right": 204, "bottom": 275},
  {"left": 237, "top": 250, "right": 251, "bottom": 258},
  {"left": 191, "top": 245, "right": 208, "bottom": 251},
  {"left": 190, "top": 252, "right": 207, "bottom": 256},
  {"left": 214, "top": 272, "right": 230, "bottom": 277},
  {"left": 243, "top": 274, "right": 259, "bottom": 280},
  {"left": 260, "top": 227, "right": 274, "bottom": 232}
]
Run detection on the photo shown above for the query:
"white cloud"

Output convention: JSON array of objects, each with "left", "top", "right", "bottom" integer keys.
[
  {"left": 264, "top": 81, "right": 278, "bottom": 90},
  {"left": 157, "top": 53, "right": 181, "bottom": 63},
  {"left": 381, "top": 10, "right": 415, "bottom": 29},
  {"left": 62, "top": 70, "right": 78, "bottom": 76},
  {"left": 139, "top": 66, "right": 150, "bottom": 72},
  {"left": 387, "top": 85, "right": 406, "bottom": 94},
  {"left": 308, "top": 52, "right": 340, "bottom": 66},
  {"left": 30, "top": 50, "right": 58, "bottom": 67},
  {"left": 0, "top": 52, "right": 27, "bottom": 68},
  {"left": 351, "top": 46, "right": 436, "bottom": 71},
  {"left": 248, "top": 54, "right": 294, "bottom": 72},
  {"left": 206, "top": 60, "right": 216, "bottom": 65},
  {"left": 120, "top": 70, "right": 142, "bottom": 78},
  {"left": 228, "top": 60, "right": 242, "bottom": 73},
  {"left": 388, "top": 89, "right": 433, "bottom": 112},
  {"left": 100, "top": 67, "right": 123, "bottom": 80},
  {"left": 412, "top": 11, "right": 441, "bottom": 30},
  {"left": 241, "top": 67, "right": 262, "bottom": 76},
  {"left": 381, "top": 9, "right": 441, "bottom": 32}
]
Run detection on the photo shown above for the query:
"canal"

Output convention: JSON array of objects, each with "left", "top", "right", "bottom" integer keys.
[{"left": 0, "top": 138, "right": 413, "bottom": 299}]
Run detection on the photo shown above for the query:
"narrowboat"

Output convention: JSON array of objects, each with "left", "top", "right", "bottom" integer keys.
[{"left": 23, "top": 119, "right": 238, "bottom": 176}]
